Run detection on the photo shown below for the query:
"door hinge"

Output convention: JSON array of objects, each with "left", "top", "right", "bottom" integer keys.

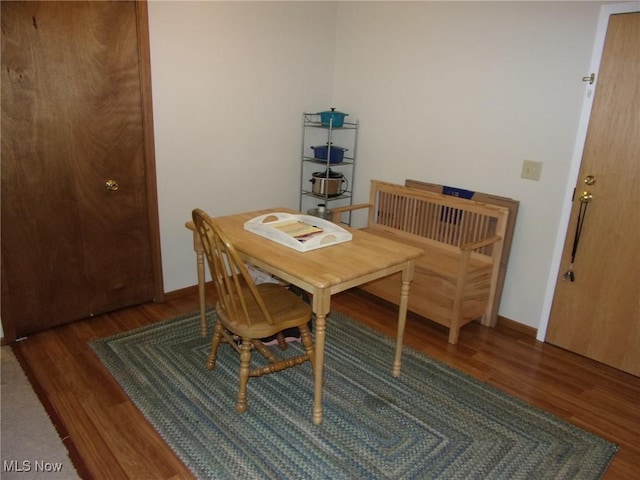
[{"left": 582, "top": 73, "right": 595, "bottom": 85}]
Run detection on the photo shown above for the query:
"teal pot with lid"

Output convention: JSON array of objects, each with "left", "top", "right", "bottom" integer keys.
[{"left": 318, "top": 108, "right": 348, "bottom": 127}]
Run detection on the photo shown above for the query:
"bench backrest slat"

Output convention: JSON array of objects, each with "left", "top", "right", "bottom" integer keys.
[{"left": 368, "top": 180, "right": 508, "bottom": 257}]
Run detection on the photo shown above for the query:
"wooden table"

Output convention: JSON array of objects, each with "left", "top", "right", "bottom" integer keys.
[{"left": 186, "top": 208, "right": 423, "bottom": 424}]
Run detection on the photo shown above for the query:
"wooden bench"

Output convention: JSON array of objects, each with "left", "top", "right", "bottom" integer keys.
[
  {"left": 332, "top": 180, "right": 510, "bottom": 344},
  {"left": 404, "top": 179, "right": 520, "bottom": 336}
]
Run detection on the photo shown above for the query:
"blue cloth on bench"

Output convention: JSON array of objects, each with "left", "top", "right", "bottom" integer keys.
[
  {"left": 441, "top": 186, "right": 475, "bottom": 224},
  {"left": 443, "top": 186, "right": 475, "bottom": 199}
]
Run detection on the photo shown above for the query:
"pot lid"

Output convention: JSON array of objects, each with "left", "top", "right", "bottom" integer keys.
[
  {"left": 311, "top": 143, "right": 348, "bottom": 151},
  {"left": 318, "top": 107, "right": 348, "bottom": 116},
  {"left": 312, "top": 168, "right": 343, "bottom": 178}
]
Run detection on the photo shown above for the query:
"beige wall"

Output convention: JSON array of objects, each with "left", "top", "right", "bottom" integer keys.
[
  {"left": 149, "top": 1, "right": 605, "bottom": 330},
  {"left": 330, "top": 1, "right": 603, "bottom": 328},
  {"left": 148, "top": 1, "right": 337, "bottom": 290}
]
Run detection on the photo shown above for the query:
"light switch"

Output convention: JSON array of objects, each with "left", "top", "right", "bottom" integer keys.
[{"left": 521, "top": 160, "right": 543, "bottom": 181}]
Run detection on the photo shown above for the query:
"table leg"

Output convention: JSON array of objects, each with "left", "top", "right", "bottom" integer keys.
[
  {"left": 192, "top": 231, "right": 207, "bottom": 337},
  {"left": 312, "top": 290, "right": 330, "bottom": 425},
  {"left": 197, "top": 251, "right": 207, "bottom": 337},
  {"left": 393, "top": 260, "right": 415, "bottom": 377}
]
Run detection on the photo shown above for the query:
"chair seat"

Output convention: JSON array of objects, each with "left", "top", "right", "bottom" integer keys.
[{"left": 218, "top": 283, "right": 312, "bottom": 339}]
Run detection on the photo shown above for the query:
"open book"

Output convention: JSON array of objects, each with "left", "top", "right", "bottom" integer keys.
[{"left": 273, "top": 220, "right": 324, "bottom": 242}]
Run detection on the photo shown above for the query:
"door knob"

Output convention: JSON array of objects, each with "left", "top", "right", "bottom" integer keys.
[
  {"left": 105, "top": 179, "right": 119, "bottom": 191},
  {"left": 580, "top": 191, "right": 593, "bottom": 203}
]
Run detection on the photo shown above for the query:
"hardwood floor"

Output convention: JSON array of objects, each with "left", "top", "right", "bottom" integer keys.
[{"left": 11, "top": 287, "right": 640, "bottom": 479}]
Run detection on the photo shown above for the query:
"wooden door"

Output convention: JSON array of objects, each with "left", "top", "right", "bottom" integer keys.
[
  {"left": 1, "top": 1, "right": 163, "bottom": 341},
  {"left": 546, "top": 12, "right": 640, "bottom": 376}
]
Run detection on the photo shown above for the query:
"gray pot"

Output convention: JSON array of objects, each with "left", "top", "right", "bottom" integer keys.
[{"left": 310, "top": 170, "right": 346, "bottom": 197}]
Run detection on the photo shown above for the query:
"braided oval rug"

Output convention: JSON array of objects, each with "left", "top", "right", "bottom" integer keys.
[{"left": 90, "top": 310, "right": 617, "bottom": 480}]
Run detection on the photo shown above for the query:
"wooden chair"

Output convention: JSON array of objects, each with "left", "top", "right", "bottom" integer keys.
[{"left": 192, "top": 209, "right": 315, "bottom": 413}]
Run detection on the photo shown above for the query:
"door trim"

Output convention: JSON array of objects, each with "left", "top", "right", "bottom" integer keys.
[
  {"left": 136, "top": 0, "right": 165, "bottom": 303},
  {"left": 537, "top": 1, "right": 640, "bottom": 342}
]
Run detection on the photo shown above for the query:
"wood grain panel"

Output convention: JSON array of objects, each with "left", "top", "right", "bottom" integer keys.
[
  {"left": 1, "top": 1, "right": 160, "bottom": 339},
  {"left": 547, "top": 12, "right": 640, "bottom": 376}
]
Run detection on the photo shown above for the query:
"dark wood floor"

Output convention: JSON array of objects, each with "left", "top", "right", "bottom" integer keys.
[{"left": 11, "top": 287, "right": 640, "bottom": 479}]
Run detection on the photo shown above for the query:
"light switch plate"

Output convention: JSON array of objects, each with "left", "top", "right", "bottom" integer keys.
[{"left": 521, "top": 160, "right": 543, "bottom": 181}]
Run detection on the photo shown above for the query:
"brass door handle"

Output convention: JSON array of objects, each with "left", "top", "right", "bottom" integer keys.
[
  {"left": 580, "top": 191, "right": 593, "bottom": 203},
  {"left": 105, "top": 179, "right": 119, "bottom": 191}
]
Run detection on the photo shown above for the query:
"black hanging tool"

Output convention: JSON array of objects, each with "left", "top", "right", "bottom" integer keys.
[{"left": 563, "top": 194, "right": 590, "bottom": 282}]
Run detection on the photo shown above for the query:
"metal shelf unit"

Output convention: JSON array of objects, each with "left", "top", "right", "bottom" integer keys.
[{"left": 299, "top": 112, "right": 358, "bottom": 225}]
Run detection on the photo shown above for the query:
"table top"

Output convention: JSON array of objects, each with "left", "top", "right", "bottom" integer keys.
[{"left": 207, "top": 208, "right": 424, "bottom": 294}]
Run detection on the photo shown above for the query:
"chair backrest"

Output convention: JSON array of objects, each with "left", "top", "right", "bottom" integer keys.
[{"left": 192, "top": 209, "right": 274, "bottom": 327}]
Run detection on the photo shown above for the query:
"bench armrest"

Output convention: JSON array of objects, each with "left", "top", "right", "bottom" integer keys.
[
  {"left": 331, "top": 203, "right": 374, "bottom": 223},
  {"left": 460, "top": 234, "right": 502, "bottom": 252}
]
